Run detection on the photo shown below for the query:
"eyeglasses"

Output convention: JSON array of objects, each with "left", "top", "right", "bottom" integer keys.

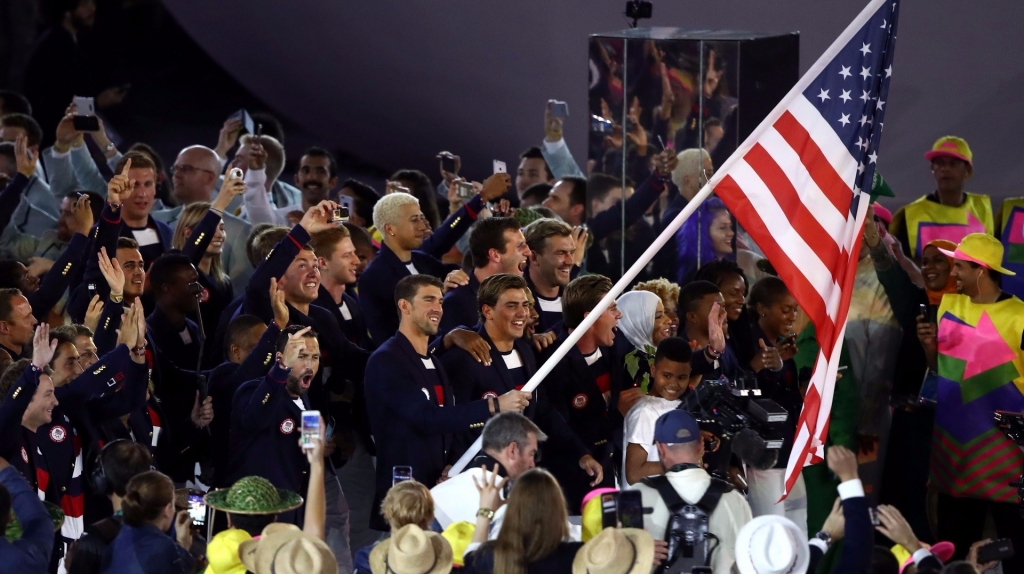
[{"left": 170, "top": 164, "right": 216, "bottom": 176}]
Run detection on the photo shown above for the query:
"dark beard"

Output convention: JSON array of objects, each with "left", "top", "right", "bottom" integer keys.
[{"left": 286, "top": 374, "right": 310, "bottom": 396}]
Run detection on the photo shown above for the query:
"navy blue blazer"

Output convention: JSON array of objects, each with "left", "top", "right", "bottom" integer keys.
[
  {"left": 67, "top": 202, "right": 125, "bottom": 323},
  {"left": 314, "top": 286, "right": 369, "bottom": 349},
  {"left": 228, "top": 361, "right": 311, "bottom": 509},
  {"left": 364, "top": 332, "right": 490, "bottom": 530},
  {"left": 587, "top": 171, "right": 668, "bottom": 244},
  {"left": 438, "top": 326, "right": 589, "bottom": 464},
  {"left": 438, "top": 272, "right": 481, "bottom": 337},
  {"left": 357, "top": 242, "right": 457, "bottom": 347},
  {"left": 419, "top": 194, "right": 485, "bottom": 259},
  {"left": 808, "top": 490, "right": 874, "bottom": 574},
  {"left": 523, "top": 265, "right": 581, "bottom": 335},
  {"left": 27, "top": 231, "right": 88, "bottom": 323}
]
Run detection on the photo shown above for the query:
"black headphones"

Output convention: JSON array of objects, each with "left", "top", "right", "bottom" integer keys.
[{"left": 90, "top": 439, "right": 129, "bottom": 496}]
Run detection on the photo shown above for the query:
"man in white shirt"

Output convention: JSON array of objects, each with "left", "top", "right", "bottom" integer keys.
[{"left": 630, "top": 410, "right": 753, "bottom": 574}]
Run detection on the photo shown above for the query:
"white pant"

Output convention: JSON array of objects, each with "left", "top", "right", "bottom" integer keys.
[{"left": 745, "top": 467, "right": 808, "bottom": 539}]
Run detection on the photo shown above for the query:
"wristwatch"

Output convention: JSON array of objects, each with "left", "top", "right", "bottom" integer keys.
[
  {"left": 476, "top": 508, "right": 495, "bottom": 520},
  {"left": 814, "top": 531, "right": 832, "bottom": 547}
]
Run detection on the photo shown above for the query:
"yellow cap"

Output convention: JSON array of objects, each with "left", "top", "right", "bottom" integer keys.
[
  {"left": 924, "top": 136, "right": 972, "bottom": 166},
  {"left": 936, "top": 233, "right": 1015, "bottom": 276},
  {"left": 441, "top": 521, "right": 475, "bottom": 566}
]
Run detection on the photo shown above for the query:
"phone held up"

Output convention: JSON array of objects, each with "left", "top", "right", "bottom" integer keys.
[
  {"left": 72, "top": 96, "right": 100, "bottom": 132},
  {"left": 187, "top": 490, "right": 207, "bottom": 529},
  {"left": 493, "top": 160, "right": 507, "bottom": 175},
  {"left": 550, "top": 100, "right": 569, "bottom": 118},
  {"left": 439, "top": 152, "right": 456, "bottom": 174},
  {"left": 300, "top": 410, "right": 320, "bottom": 450},
  {"left": 393, "top": 466, "right": 413, "bottom": 487}
]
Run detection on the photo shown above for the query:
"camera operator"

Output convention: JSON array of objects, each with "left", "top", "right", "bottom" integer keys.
[{"left": 630, "top": 410, "right": 752, "bottom": 574}]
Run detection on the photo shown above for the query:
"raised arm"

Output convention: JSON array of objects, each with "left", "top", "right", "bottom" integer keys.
[{"left": 587, "top": 150, "right": 676, "bottom": 242}]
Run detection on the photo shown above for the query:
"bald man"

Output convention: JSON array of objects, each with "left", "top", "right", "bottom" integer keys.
[{"left": 151, "top": 145, "right": 253, "bottom": 295}]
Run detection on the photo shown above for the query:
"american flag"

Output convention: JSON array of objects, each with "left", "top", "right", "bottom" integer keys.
[{"left": 712, "top": 0, "right": 900, "bottom": 495}]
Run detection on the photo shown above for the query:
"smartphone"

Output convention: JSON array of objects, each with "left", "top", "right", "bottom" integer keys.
[
  {"left": 591, "top": 115, "right": 614, "bottom": 134},
  {"left": 600, "top": 493, "right": 618, "bottom": 529},
  {"left": 337, "top": 194, "right": 354, "bottom": 215},
  {"left": 493, "top": 160, "right": 507, "bottom": 175},
  {"left": 439, "top": 152, "right": 456, "bottom": 173},
  {"left": 617, "top": 490, "right": 644, "bottom": 529},
  {"left": 87, "top": 283, "right": 97, "bottom": 296},
  {"left": 254, "top": 123, "right": 263, "bottom": 141},
  {"left": 187, "top": 491, "right": 206, "bottom": 528},
  {"left": 977, "top": 538, "right": 1015, "bottom": 563},
  {"left": 392, "top": 465, "right": 413, "bottom": 486},
  {"left": 778, "top": 333, "right": 796, "bottom": 346},
  {"left": 332, "top": 206, "right": 350, "bottom": 222},
  {"left": 456, "top": 181, "right": 475, "bottom": 199},
  {"left": 919, "top": 303, "right": 927, "bottom": 318},
  {"left": 868, "top": 507, "right": 881, "bottom": 526},
  {"left": 228, "top": 108, "right": 256, "bottom": 136},
  {"left": 551, "top": 100, "right": 569, "bottom": 118},
  {"left": 72, "top": 96, "right": 100, "bottom": 131},
  {"left": 300, "top": 410, "right": 320, "bottom": 450}
]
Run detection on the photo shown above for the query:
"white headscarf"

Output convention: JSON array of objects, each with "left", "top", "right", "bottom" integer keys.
[{"left": 616, "top": 290, "right": 662, "bottom": 352}]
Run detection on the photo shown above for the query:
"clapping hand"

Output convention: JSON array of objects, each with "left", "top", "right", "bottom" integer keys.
[
  {"left": 98, "top": 247, "right": 125, "bottom": 297},
  {"left": 14, "top": 134, "right": 36, "bottom": 178},
  {"left": 707, "top": 301, "right": 727, "bottom": 353}
]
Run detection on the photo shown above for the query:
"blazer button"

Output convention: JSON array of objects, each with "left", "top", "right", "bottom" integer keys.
[{"left": 61, "top": 486, "right": 67, "bottom": 492}]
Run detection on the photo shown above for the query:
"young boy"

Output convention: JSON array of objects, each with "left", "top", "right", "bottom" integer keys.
[{"left": 622, "top": 337, "right": 693, "bottom": 486}]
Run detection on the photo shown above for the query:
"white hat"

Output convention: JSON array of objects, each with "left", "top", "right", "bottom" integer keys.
[{"left": 734, "top": 515, "right": 810, "bottom": 574}]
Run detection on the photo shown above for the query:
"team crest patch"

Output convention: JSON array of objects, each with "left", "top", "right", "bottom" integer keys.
[
  {"left": 50, "top": 426, "right": 67, "bottom": 443},
  {"left": 481, "top": 391, "right": 498, "bottom": 400},
  {"left": 280, "top": 418, "right": 295, "bottom": 434},
  {"left": 572, "top": 394, "right": 588, "bottom": 409},
  {"left": 20, "top": 446, "right": 28, "bottom": 463}
]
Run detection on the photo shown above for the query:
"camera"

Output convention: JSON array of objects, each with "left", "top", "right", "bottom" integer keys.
[
  {"left": 680, "top": 375, "right": 789, "bottom": 474},
  {"left": 456, "top": 181, "right": 475, "bottom": 199},
  {"left": 332, "top": 206, "right": 350, "bottom": 222},
  {"left": 625, "top": 0, "right": 653, "bottom": 26}
]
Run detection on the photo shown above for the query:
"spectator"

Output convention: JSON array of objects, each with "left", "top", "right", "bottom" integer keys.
[
  {"left": 542, "top": 176, "right": 586, "bottom": 227},
  {"left": 100, "top": 471, "right": 195, "bottom": 574},
  {"left": 571, "top": 527, "right": 655, "bottom": 574},
  {"left": 66, "top": 440, "right": 152, "bottom": 574},
  {"left": 0, "top": 454, "right": 54, "bottom": 572},
  {"left": 364, "top": 274, "right": 531, "bottom": 531},
  {"left": 677, "top": 280, "right": 737, "bottom": 380},
  {"left": 633, "top": 278, "right": 681, "bottom": 337},
  {"left": 391, "top": 169, "right": 443, "bottom": 230},
  {"left": 236, "top": 523, "right": 337, "bottom": 574},
  {"left": 0, "top": 90, "right": 32, "bottom": 116},
  {"left": 889, "top": 137, "right": 993, "bottom": 260},
  {"left": 463, "top": 467, "right": 582, "bottom": 573},
  {"left": 231, "top": 132, "right": 301, "bottom": 209},
  {"left": 145, "top": 252, "right": 201, "bottom": 370},
  {"left": 355, "top": 480, "right": 435, "bottom": 574},
  {"left": 156, "top": 145, "right": 252, "bottom": 294},
  {"left": 675, "top": 197, "right": 735, "bottom": 284},
  {"left": 515, "top": 147, "right": 555, "bottom": 198},
  {"left": 439, "top": 217, "right": 530, "bottom": 335},
  {"left": 369, "top": 523, "right": 453, "bottom": 574},
  {"left": 630, "top": 410, "right": 751, "bottom": 572},
  {"left": 0, "top": 288, "right": 37, "bottom": 358},
  {"left": 540, "top": 275, "right": 621, "bottom": 510},
  {"left": 520, "top": 182, "right": 552, "bottom": 208},
  {"left": 0, "top": 127, "right": 62, "bottom": 238},
  {"left": 621, "top": 338, "right": 692, "bottom": 486}
]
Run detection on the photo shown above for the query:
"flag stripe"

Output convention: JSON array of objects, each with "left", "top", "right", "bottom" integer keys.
[
  {"left": 787, "top": 96, "right": 861, "bottom": 185},
  {"left": 715, "top": 175, "right": 834, "bottom": 336},
  {"left": 744, "top": 143, "right": 844, "bottom": 271},
  {"left": 774, "top": 110, "right": 854, "bottom": 215}
]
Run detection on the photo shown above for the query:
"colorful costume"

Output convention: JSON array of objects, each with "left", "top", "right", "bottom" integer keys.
[{"left": 997, "top": 197, "right": 1024, "bottom": 298}]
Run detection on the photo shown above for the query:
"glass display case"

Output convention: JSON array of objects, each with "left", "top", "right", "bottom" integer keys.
[{"left": 585, "top": 28, "right": 799, "bottom": 283}]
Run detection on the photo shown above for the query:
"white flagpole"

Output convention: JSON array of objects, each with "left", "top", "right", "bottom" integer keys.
[{"left": 449, "top": 180, "right": 716, "bottom": 474}]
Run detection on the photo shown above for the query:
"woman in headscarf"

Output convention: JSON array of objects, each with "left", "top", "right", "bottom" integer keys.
[{"left": 615, "top": 290, "right": 674, "bottom": 390}]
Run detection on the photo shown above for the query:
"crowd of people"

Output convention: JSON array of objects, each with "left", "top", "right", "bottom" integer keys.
[{"left": 1, "top": 3, "right": 1023, "bottom": 574}]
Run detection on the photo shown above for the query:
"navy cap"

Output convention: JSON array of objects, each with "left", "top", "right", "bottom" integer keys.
[{"left": 653, "top": 410, "right": 701, "bottom": 444}]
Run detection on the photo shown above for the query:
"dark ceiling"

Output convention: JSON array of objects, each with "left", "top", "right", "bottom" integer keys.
[{"left": 161, "top": 0, "right": 1024, "bottom": 207}]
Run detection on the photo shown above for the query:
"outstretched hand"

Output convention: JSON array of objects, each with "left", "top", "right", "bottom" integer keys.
[
  {"left": 107, "top": 157, "right": 135, "bottom": 205},
  {"left": 472, "top": 464, "right": 508, "bottom": 512},
  {"left": 31, "top": 323, "right": 58, "bottom": 369},
  {"left": 299, "top": 200, "right": 339, "bottom": 234},
  {"left": 98, "top": 247, "right": 125, "bottom": 296},
  {"left": 707, "top": 301, "right": 727, "bottom": 353},
  {"left": 270, "top": 277, "right": 289, "bottom": 328}
]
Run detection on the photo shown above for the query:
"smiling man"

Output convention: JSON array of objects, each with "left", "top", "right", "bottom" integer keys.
[
  {"left": 364, "top": 274, "right": 532, "bottom": 532},
  {"left": 310, "top": 226, "right": 367, "bottom": 348},
  {"left": 439, "top": 218, "right": 530, "bottom": 335},
  {"left": 523, "top": 219, "right": 580, "bottom": 333},
  {"left": 440, "top": 273, "right": 599, "bottom": 484}
]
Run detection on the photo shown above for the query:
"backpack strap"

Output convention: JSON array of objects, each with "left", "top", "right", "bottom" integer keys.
[
  {"left": 696, "top": 477, "right": 734, "bottom": 517},
  {"left": 641, "top": 475, "right": 685, "bottom": 512}
]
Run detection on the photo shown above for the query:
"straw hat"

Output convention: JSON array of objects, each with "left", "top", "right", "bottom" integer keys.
[
  {"left": 734, "top": 515, "right": 810, "bottom": 574},
  {"left": 369, "top": 524, "right": 453, "bottom": 574},
  {"left": 572, "top": 527, "right": 655, "bottom": 574},
  {"left": 205, "top": 475, "right": 303, "bottom": 515},
  {"left": 238, "top": 523, "right": 337, "bottom": 574}
]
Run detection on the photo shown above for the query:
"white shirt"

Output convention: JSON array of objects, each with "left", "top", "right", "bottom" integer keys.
[
  {"left": 622, "top": 395, "right": 681, "bottom": 486},
  {"left": 630, "top": 468, "right": 753, "bottom": 574}
]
